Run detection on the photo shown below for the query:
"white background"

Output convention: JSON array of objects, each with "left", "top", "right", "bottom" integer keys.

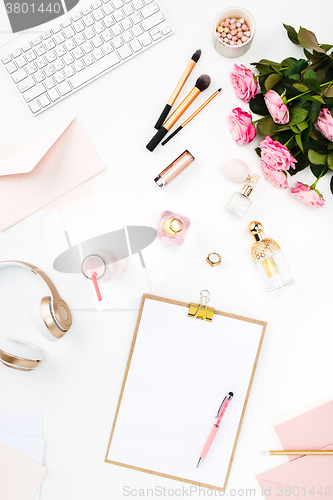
[{"left": 0, "top": 0, "right": 333, "bottom": 498}]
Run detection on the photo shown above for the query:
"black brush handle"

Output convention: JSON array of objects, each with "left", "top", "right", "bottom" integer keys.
[
  {"left": 154, "top": 104, "right": 172, "bottom": 130},
  {"left": 146, "top": 127, "right": 168, "bottom": 152},
  {"left": 161, "top": 126, "right": 183, "bottom": 146}
]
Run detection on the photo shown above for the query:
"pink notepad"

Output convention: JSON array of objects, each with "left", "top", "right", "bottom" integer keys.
[{"left": 0, "top": 442, "right": 47, "bottom": 500}]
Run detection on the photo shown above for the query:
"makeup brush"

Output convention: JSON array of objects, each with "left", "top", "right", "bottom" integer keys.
[
  {"left": 161, "top": 88, "right": 222, "bottom": 146},
  {"left": 154, "top": 49, "right": 202, "bottom": 130},
  {"left": 146, "top": 74, "right": 211, "bottom": 152}
]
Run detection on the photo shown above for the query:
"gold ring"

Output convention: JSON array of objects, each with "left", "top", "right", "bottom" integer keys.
[
  {"left": 169, "top": 218, "right": 183, "bottom": 234},
  {"left": 206, "top": 252, "right": 221, "bottom": 267}
]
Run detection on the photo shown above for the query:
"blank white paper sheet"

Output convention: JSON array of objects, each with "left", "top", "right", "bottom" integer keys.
[{"left": 106, "top": 295, "right": 266, "bottom": 490}]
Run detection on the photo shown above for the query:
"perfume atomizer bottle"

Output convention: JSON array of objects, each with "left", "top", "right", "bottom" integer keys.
[
  {"left": 248, "top": 221, "right": 294, "bottom": 292},
  {"left": 226, "top": 174, "right": 260, "bottom": 218},
  {"left": 157, "top": 210, "right": 191, "bottom": 246},
  {"left": 81, "top": 248, "right": 128, "bottom": 301}
]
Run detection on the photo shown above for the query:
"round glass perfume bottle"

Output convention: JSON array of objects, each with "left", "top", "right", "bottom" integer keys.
[
  {"left": 249, "top": 221, "right": 294, "bottom": 292},
  {"left": 157, "top": 210, "right": 191, "bottom": 246}
]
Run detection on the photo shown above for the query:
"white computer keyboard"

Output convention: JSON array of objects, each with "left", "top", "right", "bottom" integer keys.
[{"left": 1, "top": 0, "right": 173, "bottom": 115}]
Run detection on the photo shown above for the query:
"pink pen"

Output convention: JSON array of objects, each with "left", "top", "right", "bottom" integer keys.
[{"left": 196, "top": 392, "right": 234, "bottom": 468}]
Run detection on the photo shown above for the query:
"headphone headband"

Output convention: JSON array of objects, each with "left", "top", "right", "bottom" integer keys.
[{"left": 0, "top": 260, "right": 72, "bottom": 333}]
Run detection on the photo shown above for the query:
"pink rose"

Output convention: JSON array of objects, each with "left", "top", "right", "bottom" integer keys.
[
  {"left": 229, "top": 107, "right": 256, "bottom": 145},
  {"left": 261, "top": 162, "right": 289, "bottom": 188},
  {"left": 259, "top": 136, "right": 297, "bottom": 171},
  {"left": 290, "top": 182, "right": 325, "bottom": 207},
  {"left": 314, "top": 108, "right": 333, "bottom": 141},
  {"left": 230, "top": 64, "right": 259, "bottom": 103},
  {"left": 264, "top": 90, "right": 289, "bottom": 124}
]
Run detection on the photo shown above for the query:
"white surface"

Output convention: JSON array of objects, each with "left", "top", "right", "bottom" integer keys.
[
  {"left": 107, "top": 298, "right": 264, "bottom": 488},
  {"left": 0, "top": 0, "right": 333, "bottom": 498}
]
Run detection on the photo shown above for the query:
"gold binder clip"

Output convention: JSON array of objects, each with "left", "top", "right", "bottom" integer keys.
[{"left": 188, "top": 290, "right": 214, "bottom": 322}]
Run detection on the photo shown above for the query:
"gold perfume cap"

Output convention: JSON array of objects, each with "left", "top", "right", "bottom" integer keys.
[
  {"left": 249, "top": 221, "right": 265, "bottom": 241},
  {"left": 241, "top": 174, "right": 260, "bottom": 198}
]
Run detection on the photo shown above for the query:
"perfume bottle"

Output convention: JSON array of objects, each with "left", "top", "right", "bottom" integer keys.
[
  {"left": 157, "top": 210, "right": 190, "bottom": 246},
  {"left": 226, "top": 174, "right": 260, "bottom": 218},
  {"left": 249, "top": 221, "right": 294, "bottom": 292}
]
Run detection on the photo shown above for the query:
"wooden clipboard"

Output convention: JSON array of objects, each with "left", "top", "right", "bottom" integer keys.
[{"left": 105, "top": 293, "right": 267, "bottom": 491}]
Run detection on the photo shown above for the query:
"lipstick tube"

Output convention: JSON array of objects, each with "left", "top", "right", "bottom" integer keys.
[{"left": 154, "top": 150, "right": 195, "bottom": 188}]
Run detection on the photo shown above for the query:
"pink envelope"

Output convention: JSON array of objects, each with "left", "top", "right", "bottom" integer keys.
[
  {"left": 257, "top": 400, "right": 333, "bottom": 499},
  {"left": 0, "top": 117, "right": 105, "bottom": 231}
]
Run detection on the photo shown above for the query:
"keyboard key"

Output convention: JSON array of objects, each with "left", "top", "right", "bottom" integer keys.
[
  {"left": 48, "top": 88, "right": 60, "bottom": 101},
  {"left": 93, "top": 9, "right": 104, "bottom": 20},
  {"left": 141, "top": 11, "right": 164, "bottom": 30},
  {"left": 93, "top": 0, "right": 102, "bottom": 7},
  {"left": 18, "top": 76, "right": 36, "bottom": 92},
  {"left": 123, "top": 3, "right": 134, "bottom": 15},
  {"left": 75, "top": 33, "right": 86, "bottom": 45},
  {"left": 83, "top": 41, "right": 94, "bottom": 53},
  {"left": 23, "top": 83, "right": 46, "bottom": 102},
  {"left": 133, "top": 0, "right": 144, "bottom": 9},
  {"left": 35, "top": 44, "right": 46, "bottom": 56},
  {"left": 102, "top": 31, "right": 112, "bottom": 42},
  {"left": 54, "top": 33, "right": 65, "bottom": 44},
  {"left": 29, "top": 100, "right": 41, "bottom": 113},
  {"left": 54, "top": 59, "right": 64, "bottom": 70},
  {"left": 141, "top": 36, "right": 152, "bottom": 46},
  {"left": 43, "top": 31, "right": 52, "bottom": 39},
  {"left": 84, "top": 28, "right": 95, "bottom": 39},
  {"left": 45, "top": 77, "right": 56, "bottom": 89},
  {"left": 162, "top": 26, "right": 171, "bottom": 35},
  {"left": 45, "top": 65, "right": 56, "bottom": 76},
  {"left": 141, "top": 2, "right": 159, "bottom": 18},
  {"left": 74, "top": 47, "right": 84, "bottom": 58},
  {"left": 64, "top": 27, "right": 75, "bottom": 38},
  {"left": 112, "top": 25, "right": 122, "bottom": 36},
  {"left": 27, "top": 62, "right": 38, "bottom": 73},
  {"left": 35, "top": 71, "right": 46, "bottom": 82},
  {"left": 64, "top": 65, "right": 75, "bottom": 77},
  {"left": 151, "top": 31, "right": 161, "bottom": 40},
  {"left": 113, "top": 10, "right": 124, "bottom": 22},
  {"left": 103, "top": 42, "right": 113, "bottom": 53},
  {"left": 46, "top": 51, "right": 57, "bottom": 63},
  {"left": 12, "top": 49, "right": 22, "bottom": 58},
  {"left": 95, "top": 21, "right": 105, "bottom": 33},
  {"left": 32, "top": 36, "right": 42, "bottom": 45},
  {"left": 113, "top": 36, "right": 123, "bottom": 48},
  {"left": 103, "top": 3, "right": 113, "bottom": 14},
  {"left": 93, "top": 48, "right": 104, "bottom": 60},
  {"left": 118, "top": 44, "right": 132, "bottom": 59},
  {"left": 26, "top": 50, "right": 37, "bottom": 61},
  {"left": 2, "top": 55, "right": 12, "bottom": 64},
  {"left": 83, "top": 53, "right": 95, "bottom": 65},
  {"left": 132, "top": 25, "right": 143, "bottom": 36},
  {"left": 121, "top": 18, "right": 132, "bottom": 30},
  {"left": 12, "top": 68, "right": 27, "bottom": 83},
  {"left": 58, "top": 81, "right": 72, "bottom": 95},
  {"left": 122, "top": 31, "right": 133, "bottom": 42},
  {"left": 112, "top": 0, "right": 123, "bottom": 8},
  {"left": 55, "top": 45, "right": 67, "bottom": 56},
  {"left": 74, "top": 59, "right": 85, "bottom": 71},
  {"left": 104, "top": 16, "right": 114, "bottom": 27},
  {"left": 45, "top": 38, "right": 56, "bottom": 50},
  {"left": 82, "top": 6, "right": 92, "bottom": 15},
  {"left": 71, "top": 12, "right": 82, "bottom": 21},
  {"left": 84, "top": 14, "right": 94, "bottom": 26},
  {"left": 39, "top": 94, "right": 50, "bottom": 107},
  {"left": 55, "top": 71, "right": 66, "bottom": 83},
  {"left": 62, "top": 18, "right": 72, "bottom": 27},
  {"left": 131, "top": 12, "right": 142, "bottom": 24},
  {"left": 65, "top": 39, "right": 76, "bottom": 50},
  {"left": 16, "top": 56, "right": 27, "bottom": 68},
  {"left": 130, "top": 39, "right": 141, "bottom": 52},
  {"left": 69, "top": 51, "right": 119, "bottom": 88},
  {"left": 22, "top": 43, "right": 32, "bottom": 51},
  {"left": 92, "top": 36, "right": 103, "bottom": 47},
  {"left": 64, "top": 53, "right": 74, "bottom": 64},
  {"left": 74, "top": 20, "right": 85, "bottom": 32}
]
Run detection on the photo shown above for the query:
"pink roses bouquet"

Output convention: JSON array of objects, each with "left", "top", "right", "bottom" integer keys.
[{"left": 228, "top": 24, "right": 333, "bottom": 207}]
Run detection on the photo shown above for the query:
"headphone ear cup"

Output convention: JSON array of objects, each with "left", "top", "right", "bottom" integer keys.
[
  {"left": 0, "top": 338, "right": 44, "bottom": 371},
  {"left": 33, "top": 298, "right": 59, "bottom": 342}
]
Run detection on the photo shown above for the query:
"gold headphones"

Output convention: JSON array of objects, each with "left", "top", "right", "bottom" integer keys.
[{"left": 0, "top": 261, "right": 72, "bottom": 371}]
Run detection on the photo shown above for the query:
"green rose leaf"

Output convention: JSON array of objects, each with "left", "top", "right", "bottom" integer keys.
[
  {"left": 257, "top": 116, "right": 278, "bottom": 137},
  {"left": 249, "top": 93, "right": 269, "bottom": 116},
  {"left": 308, "top": 149, "right": 327, "bottom": 165},
  {"left": 310, "top": 165, "right": 328, "bottom": 177},
  {"left": 284, "top": 59, "right": 308, "bottom": 77},
  {"left": 293, "top": 83, "right": 309, "bottom": 92},
  {"left": 303, "top": 48, "right": 312, "bottom": 59},
  {"left": 327, "top": 154, "right": 333, "bottom": 169},
  {"left": 297, "top": 121, "right": 309, "bottom": 132},
  {"left": 265, "top": 73, "right": 282, "bottom": 92},
  {"left": 331, "top": 175, "right": 333, "bottom": 194},
  {"left": 298, "top": 27, "right": 326, "bottom": 54},
  {"left": 283, "top": 24, "right": 300, "bottom": 45},
  {"left": 303, "top": 69, "right": 321, "bottom": 92},
  {"left": 321, "top": 44, "right": 333, "bottom": 51},
  {"left": 295, "top": 134, "right": 304, "bottom": 152},
  {"left": 281, "top": 57, "right": 297, "bottom": 67},
  {"left": 323, "top": 85, "right": 333, "bottom": 98},
  {"left": 289, "top": 107, "right": 308, "bottom": 125},
  {"left": 290, "top": 124, "right": 300, "bottom": 133},
  {"left": 300, "top": 95, "right": 325, "bottom": 104},
  {"left": 259, "top": 59, "right": 283, "bottom": 71},
  {"left": 255, "top": 147, "right": 261, "bottom": 157},
  {"left": 314, "top": 68, "right": 327, "bottom": 84},
  {"left": 308, "top": 100, "right": 322, "bottom": 123}
]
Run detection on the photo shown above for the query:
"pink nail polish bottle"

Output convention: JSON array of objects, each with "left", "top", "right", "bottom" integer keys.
[{"left": 157, "top": 210, "right": 190, "bottom": 246}]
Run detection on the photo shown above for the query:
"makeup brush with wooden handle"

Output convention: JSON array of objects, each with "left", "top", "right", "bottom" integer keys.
[
  {"left": 161, "top": 88, "right": 222, "bottom": 145},
  {"left": 154, "top": 49, "right": 202, "bottom": 130},
  {"left": 146, "top": 74, "right": 211, "bottom": 152}
]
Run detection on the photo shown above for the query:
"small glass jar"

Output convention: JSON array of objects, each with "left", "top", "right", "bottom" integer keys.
[
  {"left": 157, "top": 210, "right": 190, "bottom": 246},
  {"left": 226, "top": 174, "right": 260, "bottom": 218},
  {"left": 249, "top": 221, "right": 294, "bottom": 292}
]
